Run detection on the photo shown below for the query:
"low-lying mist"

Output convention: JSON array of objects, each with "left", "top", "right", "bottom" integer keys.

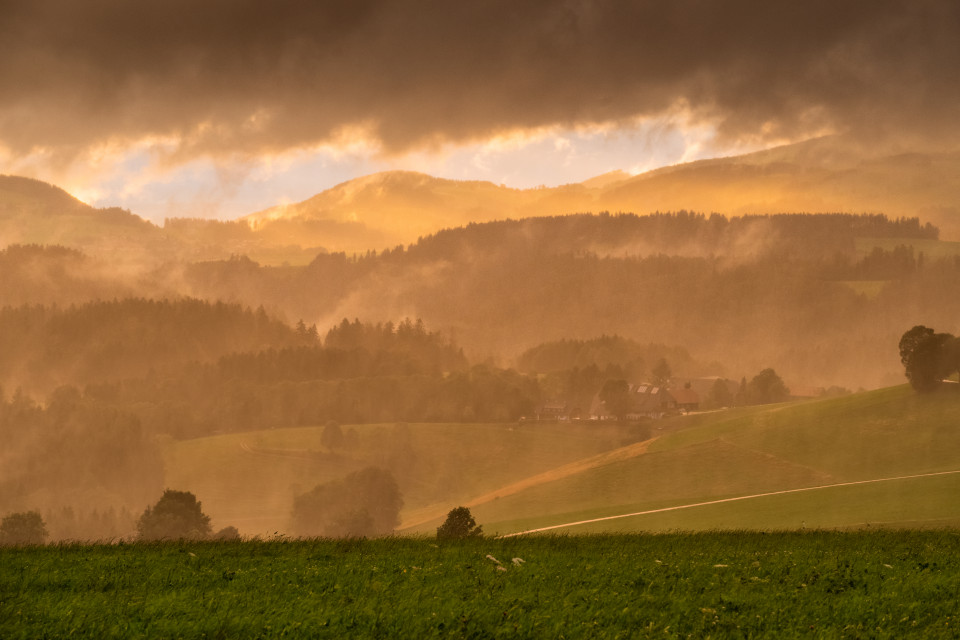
[{"left": 2, "top": 211, "right": 957, "bottom": 540}]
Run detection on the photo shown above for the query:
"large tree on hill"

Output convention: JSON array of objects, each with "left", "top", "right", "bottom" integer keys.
[
  {"left": 899, "top": 325, "right": 957, "bottom": 392},
  {"left": 137, "top": 490, "right": 212, "bottom": 541}
]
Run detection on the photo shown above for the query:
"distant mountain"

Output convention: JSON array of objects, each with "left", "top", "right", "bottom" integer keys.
[
  {"left": 598, "top": 136, "right": 960, "bottom": 238},
  {"left": 244, "top": 170, "right": 599, "bottom": 250},
  {"left": 0, "top": 175, "right": 171, "bottom": 264},
  {"left": 241, "top": 137, "right": 960, "bottom": 248},
  {"left": 0, "top": 176, "right": 319, "bottom": 265},
  {"left": 579, "top": 170, "right": 632, "bottom": 190},
  {"left": 4, "top": 136, "right": 959, "bottom": 263}
]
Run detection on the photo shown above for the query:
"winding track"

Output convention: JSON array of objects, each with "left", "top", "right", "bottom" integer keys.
[
  {"left": 498, "top": 468, "right": 960, "bottom": 537},
  {"left": 399, "top": 437, "right": 659, "bottom": 530}
]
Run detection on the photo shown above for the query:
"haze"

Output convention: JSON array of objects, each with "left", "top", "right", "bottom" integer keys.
[{"left": 1, "top": 0, "right": 959, "bottom": 544}]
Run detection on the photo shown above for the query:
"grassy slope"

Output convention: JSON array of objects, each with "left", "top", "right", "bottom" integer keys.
[
  {"left": 164, "top": 385, "right": 960, "bottom": 538},
  {"left": 163, "top": 422, "right": 645, "bottom": 537},
  {"left": 471, "top": 385, "right": 960, "bottom": 534}
]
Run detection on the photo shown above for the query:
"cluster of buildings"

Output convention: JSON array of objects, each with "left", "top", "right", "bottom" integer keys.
[{"left": 531, "top": 378, "right": 737, "bottom": 422}]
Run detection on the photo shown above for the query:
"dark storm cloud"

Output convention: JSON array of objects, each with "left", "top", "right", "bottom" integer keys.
[{"left": 0, "top": 0, "right": 957, "bottom": 158}]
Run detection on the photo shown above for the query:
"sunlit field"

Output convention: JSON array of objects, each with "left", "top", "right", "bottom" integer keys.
[
  {"left": 4, "top": 532, "right": 960, "bottom": 639},
  {"left": 164, "top": 421, "right": 648, "bottom": 537},
  {"left": 161, "top": 385, "right": 960, "bottom": 539},
  {"left": 471, "top": 386, "right": 960, "bottom": 536}
]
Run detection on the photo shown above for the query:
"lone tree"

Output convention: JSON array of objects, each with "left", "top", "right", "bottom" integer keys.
[
  {"left": 436, "top": 506, "right": 483, "bottom": 540},
  {"left": 899, "top": 325, "right": 957, "bottom": 392},
  {"left": 137, "top": 490, "right": 212, "bottom": 541},
  {"left": 0, "top": 511, "right": 48, "bottom": 545}
]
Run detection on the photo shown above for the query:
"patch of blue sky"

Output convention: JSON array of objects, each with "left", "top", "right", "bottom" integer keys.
[{"left": 80, "top": 120, "right": 744, "bottom": 223}]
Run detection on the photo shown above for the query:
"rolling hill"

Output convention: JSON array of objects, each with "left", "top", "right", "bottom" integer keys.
[
  {"left": 4, "top": 135, "right": 959, "bottom": 261},
  {"left": 161, "top": 384, "right": 960, "bottom": 538},
  {"left": 0, "top": 175, "right": 171, "bottom": 264},
  {"left": 241, "top": 135, "right": 960, "bottom": 251},
  {"left": 243, "top": 170, "right": 599, "bottom": 252},
  {"left": 467, "top": 385, "right": 960, "bottom": 535}
]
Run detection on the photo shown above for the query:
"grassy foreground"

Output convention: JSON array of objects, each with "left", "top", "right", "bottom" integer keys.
[{"left": 4, "top": 532, "right": 960, "bottom": 638}]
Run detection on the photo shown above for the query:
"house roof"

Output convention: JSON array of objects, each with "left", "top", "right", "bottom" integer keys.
[
  {"left": 670, "top": 387, "right": 700, "bottom": 405},
  {"left": 632, "top": 393, "right": 663, "bottom": 412}
]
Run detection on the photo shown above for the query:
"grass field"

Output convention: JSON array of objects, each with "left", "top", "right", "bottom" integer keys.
[
  {"left": 163, "top": 421, "right": 648, "bottom": 537},
  {"left": 462, "top": 385, "right": 960, "bottom": 535},
  {"left": 4, "top": 532, "right": 960, "bottom": 638},
  {"left": 162, "top": 384, "right": 960, "bottom": 539}
]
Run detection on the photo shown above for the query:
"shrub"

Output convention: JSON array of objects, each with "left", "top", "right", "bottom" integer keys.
[
  {"left": 437, "top": 506, "right": 483, "bottom": 540},
  {"left": 0, "top": 511, "right": 48, "bottom": 545},
  {"left": 214, "top": 526, "right": 241, "bottom": 541},
  {"left": 291, "top": 467, "right": 402, "bottom": 538}
]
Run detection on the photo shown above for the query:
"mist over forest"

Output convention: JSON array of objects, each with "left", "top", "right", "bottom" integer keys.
[
  {"left": 6, "top": 5, "right": 960, "bottom": 636},
  {"left": 2, "top": 168, "right": 959, "bottom": 540}
]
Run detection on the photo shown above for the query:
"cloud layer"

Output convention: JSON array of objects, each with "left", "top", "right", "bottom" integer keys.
[{"left": 1, "top": 0, "right": 958, "bottom": 162}]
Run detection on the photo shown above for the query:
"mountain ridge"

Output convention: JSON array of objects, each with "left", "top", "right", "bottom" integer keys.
[{"left": 3, "top": 136, "right": 959, "bottom": 260}]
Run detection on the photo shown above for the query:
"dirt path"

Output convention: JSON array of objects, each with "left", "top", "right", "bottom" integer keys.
[
  {"left": 399, "top": 437, "right": 658, "bottom": 530},
  {"left": 498, "top": 468, "right": 960, "bottom": 537}
]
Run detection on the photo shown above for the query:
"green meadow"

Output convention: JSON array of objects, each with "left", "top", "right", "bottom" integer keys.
[
  {"left": 163, "top": 420, "right": 648, "bottom": 536},
  {"left": 4, "top": 532, "right": 960, "bottom": 639},
  {"left": 162, "top": 385, "right": 960, "bottom": 539},
  {"left": 473, "top": 386, "right": 960, "bottom": 535}
]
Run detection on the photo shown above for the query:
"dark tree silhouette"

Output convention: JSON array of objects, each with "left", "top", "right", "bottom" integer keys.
[
  {"left": 747, "top": 369, "right": 790, "bottom": 405},
  {"left": 652, "top": 358, "right": 672, "bottom": 386},
  {"left": 599, "top": 379, "right": 632, "bottom": 421},
  {"left": 0, "top": 511, "right": 48, "bottom": 545},
  {"left": 899, "top": 325, "right": 956, "bottom": 392},
  {"left": 214, "top": 526, "right": 241, "bottom": 541},
  {"left": 137, "top": 490, "right": 212, "bottom": 541},
  {"left": 704, "top": 378, "right": 734, "bottom": 409},
  {"left": 436, "top": 506, "right": 483, "bottom": 540},
  {"left": 321, "top": 420, "right": 344, "bottom": 451},
  {"left": 291, "top": 467, "right": 402, "bottom": 538}
]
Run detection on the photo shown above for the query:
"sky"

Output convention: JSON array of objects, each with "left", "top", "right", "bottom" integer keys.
[{"left": 1, "top": 0, "right": 958, "bottom": 223}]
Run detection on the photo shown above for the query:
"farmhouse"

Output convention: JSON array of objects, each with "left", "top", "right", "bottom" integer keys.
[
  {"left": 589, "top": 382, "right": 695, "bottom": 420},
  {"left": 626, "top": 384, "right": 676, "bottom": 420}
]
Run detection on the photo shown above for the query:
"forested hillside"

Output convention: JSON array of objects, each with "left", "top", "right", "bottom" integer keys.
[
  {"left": 182, "top": 212, "right": 955, "bottom": 389},
  {"left": 0, "top": 298, "right": 305, "bottom": 395},
  {"left": 1, "top": 212, "right": 953, "bottom": 390},
  {"left": 1, "top": 210, "right": 955, "bottom": 539}
]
